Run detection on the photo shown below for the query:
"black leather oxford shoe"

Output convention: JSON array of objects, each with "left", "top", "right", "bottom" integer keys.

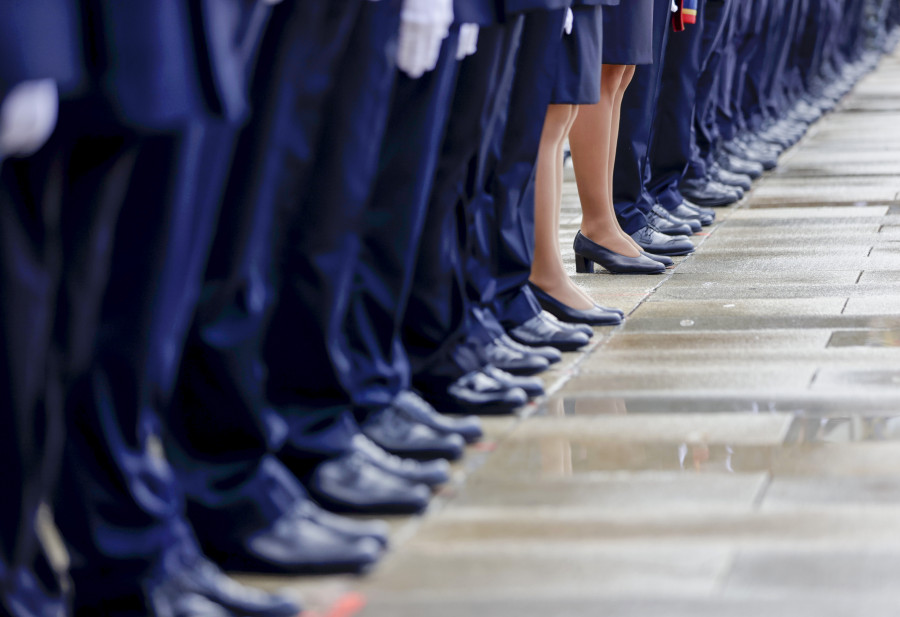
[
  {"left": 496, "top": 332, "right": 562, "bottom": 364},
  {"left": 205, "top": 503, "right": 383, "bottom": 575},
  {"left": 505, "top": 314, "right": 591, "bottom": 351},
  {"left": 681, "top": 180, "right": 741, "bottom": 207},
  {"left": 652, "top": 204, "right": 701, "bottom": 233},
  {"left": 442, "top": 369, "right": 529, "bottom": 415},
  {"left": 671, "top": 202, "right": 713, "bottom": 227},
  {"left": 484, "top": 337, "right": 550, "bottom": 375},
  {"left": 392, "top": 390, "right": 484, "bottom": 443},
  {"left": 630, "top": 225, "right": 694, "bottom": 256},
  {"left": 646, "top": 207, "right": 694, "bottom": 236},
  {"left": 362, "top": 406, "right": 465, "bottom": 461},
  {"left": 351, "top": 433, "right": 452, "bottom": 483},
  {"left": 482, "top": 365, "right": 544, "bottom": 398},
  {"left": 305, "top": 451, "right": 432, "bottom": 514}
]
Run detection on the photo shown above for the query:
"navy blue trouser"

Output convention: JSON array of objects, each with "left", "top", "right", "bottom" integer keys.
[
  {"left": 404, "top": 20, "right": 522, "bottom": 389},
  {"left": 261, "top": 0, "right": 403, "bottom": 459},
  {"left": 648, "top": 0, "right": 708, "bottom": 212},
  {"left": 343, "top": 31, "right": 462, "bottom": 421},
  {"left": 167, "top": 0, "right": 369, "bottom": 539},
  {"left": 684, "top": 0, "right": 733, "bottom": 182},
  {"left": 487, "top": 11, "right": 564, "bottom": 329},
  {"left": 613, "top": 0, "right": 672, "bottom": 234}
]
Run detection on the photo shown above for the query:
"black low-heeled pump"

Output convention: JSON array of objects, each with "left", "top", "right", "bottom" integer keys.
[
  {"left": 527, "top": 282, "right": 623, "bottom": 327},
  {"left": 573, "top": 231, "right": 665, "bottom": 275}
]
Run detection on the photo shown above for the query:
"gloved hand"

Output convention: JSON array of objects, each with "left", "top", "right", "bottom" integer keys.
[
  {"left": 396, "top": 0, "right": 453, "bottom": 78},
  {"left": 564, "top": 8, "right": 574, "bottom": 35},
  {"left": 456, "top": 23, "right": 480, "bottom": 60},
  {"left": 0, "top": 80, "right": 58, "bottom": 158}
]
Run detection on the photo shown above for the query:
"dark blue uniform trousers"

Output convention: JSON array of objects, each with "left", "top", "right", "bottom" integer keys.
[
  {"left": 404, "top": 21, "right": 523, "bottom": 390},
  {"left": 647, "top": 0, "right": 709, "bottom": 212},
  {"left": 166, "top": 0, "right": 372, "bottom": 544},
  {"left": 261, "top": 0, "right": 404, "bottom": 464},
  {"left": 613, "top": 0, "right": 673, "bottom": 234}
]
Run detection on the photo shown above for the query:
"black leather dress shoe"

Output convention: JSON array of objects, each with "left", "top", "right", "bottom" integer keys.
[
  {"left": 646, "top": 207, "right": 694, "bottom": 236},
  {"left": 206, "top": 503, "right": 383, "bottom": 574},
  {"left": 716, "top": 152, "right": 764, "bottom": 178},
  {"left": 306, "top": 451, "right": 431, "bottom": 514},
  {"left": 362, "top": 407, "right": 465, "bottom": 461},
  {"left": 351, "top": 433, "right": 452, "bottom": 483},
  {"left": 630, "top": 225, "right": 694, "bottom": 256},
  {"left": 484, "top": 337, "right": 550, "bottom": 375},
  {"left": 442, "top": 370, "right": 529, "bottom": 415},
  {"left": 680, "top": 199, "right": 715, "bottom": 223},
  {"left": 543, "top": 312, "right": 594, "bottom": 336},
  {"left": 572, "top": 231, "right": 664, "bottom": 275},
  {"left": 506, "top": 314, "right": 591, "bottom": 351},
  {"left": 652, "top": 204, "right": 701, "bottom": 233},
  {"left": 482, "top": 365, "right": 544, "bottom": 398},
  {"left": 725, "top": 140, "right": 777, "bottom": 170},
  {"left": 529, "top": 282, "right": 624, "bottom": 326},
  {"left": 671, "top": 203, "right": 713, "bottom": 227},
  {"left": 156, "top": 554, "right": 301, "bottom": 617},
  {"left": 681, "top": 180, "right": 741, "bottom": 207},
  {"left": 710, "top": 163, "right": 752, "bottom": 191},
  {"left": 393, "top": 390, "right": 483, "bottom": 443},
  {"left": 497, "top": 332, "right": 562, "bottom": 364}
]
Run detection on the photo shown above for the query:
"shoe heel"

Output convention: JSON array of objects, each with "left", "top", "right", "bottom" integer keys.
[{"left": 574, "top": 255, "right": 594, "bottom": 273}]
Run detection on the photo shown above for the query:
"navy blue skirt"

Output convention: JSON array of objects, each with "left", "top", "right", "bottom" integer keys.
[
  {"left": 602, "top": 0, "right": 654, "bottom": 65},
  {"left": 550, "top": 6, "right": 603, "bottom": 105}
]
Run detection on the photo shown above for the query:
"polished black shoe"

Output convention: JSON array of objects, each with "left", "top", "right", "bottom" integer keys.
[
  {"left": 442, "top": 369, "right": 529, "bottom": 415},
  {"left": 484, "top": 337, "right": 550, "bottom": 375},
  {"left": 652, "top": 204, "right": 701, "bottom": 233},
  {"left": 506, "top": 314, "right": 591, "bottom": 351},
  {"left": 671, "top": 203, "right": 713, "bottom": 227},
  {"left": 206, "top": 502, "right": 384, "bottom": 575},
  {"left": 716, "top": 152, "right": 764, "bottom": 179},
  {"left": 709, "top": 179, "right": 744, "bottom": 200},
  {"left": 351, "top": 433, "right": 452, "bottom": 483},
  {"left": 482, "top": 365, "right": 544, "bottom": 398},
  {"left": 497, "top": 332, "right": 562, "bottom": 364},
  {"left": 642, "top": 251, "right": 674, "bottom": 267},
  {"left": 646, "top": 207, "right": 694, "bottom": 236},
  {"left": 306, "top": 451, "right": 432, "bottom": 514},
  {"left": 572, "top": 231, "right": 665, "bottom": 275},
  {"left": 630, "top": 225, "right": 694, "bottom": 256},
  {"left": 710, "top": 163, "right": 752, "bottom": 191},
  {"left": 681, "top": 199, "right": 715, "bottom": 219},
  {"left": 528, "top": 282, "right": 624, "bottom": 326},
  {"left": 725, "top": 140, "right": 777, "bottom": 170},
  {"left": 155, "top": 554, "right": 301, "bottom": 617},
  {"left": 681, "top": 180, "right": 741, "bottom": 207},
  {"left": 543, "top": 312, "right": 595, "bottom": 337},
  {"left": 362, "top": 407, "right": 465, "bottom": 461},
  {"left": 393, "top": 390, "right": 483, "bottom": 443}
]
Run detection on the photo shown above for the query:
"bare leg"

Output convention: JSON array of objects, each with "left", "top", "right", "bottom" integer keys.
[
  {"left": 611, "top": 66, "right": 646, "bottom": 252},
  {"left": 570, "top": 64, "right": 642, "bottom": 256},
  {"left": 529, "top": 104, "right": 597, "bottom": 310}
]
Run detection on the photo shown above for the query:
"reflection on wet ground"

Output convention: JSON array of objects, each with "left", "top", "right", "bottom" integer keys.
[{"left": 242, "top": 47, "right": 900, "bottom": 617}]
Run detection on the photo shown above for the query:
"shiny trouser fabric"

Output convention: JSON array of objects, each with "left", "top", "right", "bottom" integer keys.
[
  {"left": 612, "top": 0, "right": 672, "bottom": 234},
  {"left": 166, "top": 0, "right": 370, "bottom": 545},
  {"left": 36, "top": 106, "right": 225, "bottom": 612},
  {"left": 487, "top": 11, "right": 564, "bottom": 329},
  {"left": 343, "top": 30, "right": 463, "bottom": 422},
  {"left": 259, "top": 0, "right": 403, "bottom": 461},
  {"left": 403, "top": 21, "right": 522, "bottom": 390},
  {"left": 647, "top": 0, "right": 708, "bottom": 212},
  {"left": 683, "top": 0, "right": 733, "bottom": 182}
]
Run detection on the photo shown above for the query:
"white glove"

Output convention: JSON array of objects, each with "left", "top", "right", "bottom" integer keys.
[
  {"left": 0, "top": 80, "right": 58, "bottom": 158},
  {"left": 456, "top": 24, "right": 480, "bottom": 60},
  {"left": 671, "top": 0, "right": 678, "bottom": 11},
  {"left": 397, "top": 0, "right": 453, "bottom": 78},
  {"left": 564, "top": 8, "right": 574, "bottom": 35}
]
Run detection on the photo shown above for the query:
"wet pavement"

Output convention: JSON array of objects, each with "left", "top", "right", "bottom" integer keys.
[{"left": 241, "top": 47, "right": 900, "bottom": 617}]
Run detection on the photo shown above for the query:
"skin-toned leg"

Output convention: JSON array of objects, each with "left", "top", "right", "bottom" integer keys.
[
  {"left": 529, "top": 103, "right": 597, "bottom": 310},
  {"left": 570, "top": 64, "right": 644, "bottom": 255}
]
